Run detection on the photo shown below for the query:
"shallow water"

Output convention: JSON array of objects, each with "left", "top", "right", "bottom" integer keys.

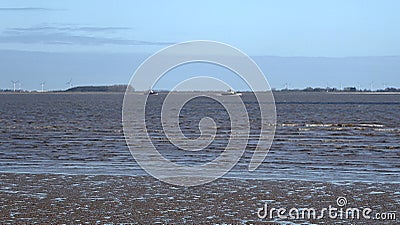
[{"left": 0, "top": 92, "right": 399, "bottom": 183}]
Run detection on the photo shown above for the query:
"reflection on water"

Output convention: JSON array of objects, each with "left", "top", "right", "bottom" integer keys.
[{"left": 0, "top": 92, "right": 399, "bottom": 183}]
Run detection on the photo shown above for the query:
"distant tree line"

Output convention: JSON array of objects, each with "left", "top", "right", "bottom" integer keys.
[
  {"left": 0, "top": 89, "right": 25, "bottom": 93},
  {"left": 376, "top": 87, "right": 400, "bottom": 92},
  {"left": 0, "top": 84, "right": 134, "bottom": 93},
  {"left": 275, "top": 87, "right": 400, "bottom": 92},
  {"left": 64, "top": 85, "right": 133, "bottom": 92}
]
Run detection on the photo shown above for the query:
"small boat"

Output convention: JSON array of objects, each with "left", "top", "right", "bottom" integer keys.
[
  {"left": 221, "top": 89, "right": 242, "bottom": 96},
  {"left": 145, "top": 90, "right": 158, "bottom": 95}
]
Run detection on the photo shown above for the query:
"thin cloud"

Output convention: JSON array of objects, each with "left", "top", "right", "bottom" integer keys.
[
  {"left": 8, "top": 26, "right": 132, "bottom": 32},
  {"left": 0, "top": 32, "right": 175, "bottom": 46},
  {"left": 0, "top": 7, "right": 58, "bottom": 11},
  {"left": 0, "top": 24, "right": 173, "bottom": 46}
]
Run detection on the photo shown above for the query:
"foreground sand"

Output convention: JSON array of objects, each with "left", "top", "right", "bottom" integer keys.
[{"left": 0, "top": 173, "right": 398, "bottom": 224}]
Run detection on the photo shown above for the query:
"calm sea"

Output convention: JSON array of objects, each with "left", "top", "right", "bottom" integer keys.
[{"left": 0, "top": 92, "right": 399, "bottom": 183}]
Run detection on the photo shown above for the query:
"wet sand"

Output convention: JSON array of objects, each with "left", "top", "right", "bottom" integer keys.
[{"left": 0, "top": 173, "right": 398, "bottom": 224}]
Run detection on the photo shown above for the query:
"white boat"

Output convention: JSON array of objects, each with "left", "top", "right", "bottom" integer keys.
[
  {"left": 145, "top": 90, "right": 158, "bottom": 95},
  {"left": 221, "top": 89, "right": 242, "bottom": 96}
]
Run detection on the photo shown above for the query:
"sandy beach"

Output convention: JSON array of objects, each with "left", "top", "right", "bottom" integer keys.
[{"left": 0, "top": 173, "right": 398, "bottom": 224}]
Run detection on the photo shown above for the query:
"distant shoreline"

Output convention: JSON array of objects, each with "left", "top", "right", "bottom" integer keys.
[
  {"left": 1, "top": 91, "right": 400, "bottom": 95},
  {"left": 1, "top": 84, "right": 399, "bottom": 94}
]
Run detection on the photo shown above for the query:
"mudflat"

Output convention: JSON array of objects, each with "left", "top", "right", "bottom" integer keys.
[{"left": 0, "top": 173, "right": 398, "bottom": 224}]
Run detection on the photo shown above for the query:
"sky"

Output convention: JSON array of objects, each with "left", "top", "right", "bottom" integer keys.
[{"left": 0, "top": 0, "right": 400, "bottom": 90}]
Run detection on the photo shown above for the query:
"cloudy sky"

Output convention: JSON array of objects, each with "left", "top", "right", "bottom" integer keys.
[{"left": 0, "top": 0, "right": 399, "bottom": 90}]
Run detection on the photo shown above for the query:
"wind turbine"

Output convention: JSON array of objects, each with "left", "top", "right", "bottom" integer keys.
[
  {"left": 66, "top": 78, "right": 73, "bottom": 89},
  {"left": 11, "top": 80, "right": 19, "bottom": 92},
  {"left": 283, "top": 82, "right": 290, "bottom": 90},
  {"left": 40, "top": 82, "right": 46, "bottom": 92}
]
